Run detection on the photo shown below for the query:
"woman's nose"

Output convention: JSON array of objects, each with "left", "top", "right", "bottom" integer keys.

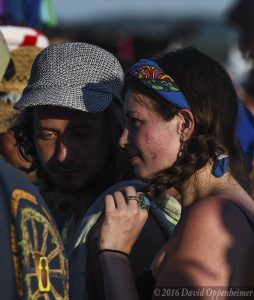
[{"left": 119, "top": 128, "right": 129, "bottom": 148}]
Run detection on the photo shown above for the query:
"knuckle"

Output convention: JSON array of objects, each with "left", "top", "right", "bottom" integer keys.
[
  {"left": 113, "top": 191, "right": 122, "bottom": 198},
  {"left": 131, "top": 209, "right": 139, "bottom": 216},
  {"left": 126, "top": 185, "right": 136, "bottom": 194},
  {"left": 118, "top": 209, "right": 128, "bottom": 218}
]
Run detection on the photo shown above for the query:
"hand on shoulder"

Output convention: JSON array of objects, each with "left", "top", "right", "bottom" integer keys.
[{"left": 99, "top": 186, "right": 148, "bottom": 254}]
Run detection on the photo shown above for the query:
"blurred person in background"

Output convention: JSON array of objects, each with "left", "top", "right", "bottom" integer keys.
[
  {"left": 0, "top": 26, "right": 50, "bottom": 179},
  {"left": 12, "top": 42, "right": 181, "bottom": 300},
  {"left": 228, "top": 0, "right": 254, "bottom": 60},
  {"left": 241, "top": 68, "right": 254, "bottom": 116},
  {"left": 0, "top": 45, "right": 42, "bottom": 181},
  {"left": 228, "top": 0, "right": 254, "bottom": 187}
]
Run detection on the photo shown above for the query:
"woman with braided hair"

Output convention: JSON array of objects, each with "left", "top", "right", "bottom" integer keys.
[{"left": 98, "top": 47, "right": 254, "bottom": 299}]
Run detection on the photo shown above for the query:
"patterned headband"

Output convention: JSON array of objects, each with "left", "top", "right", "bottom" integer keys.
[{"left": 128, "top": 59, "right": 190, "bottom": 109}]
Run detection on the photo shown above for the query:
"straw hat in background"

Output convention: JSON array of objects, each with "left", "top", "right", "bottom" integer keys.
[
  {"left": 0, "top": 46, "right": 42, "bottom": 103},
  {"left": 0, "top": 26, "right": 49, "bottom": 103},
  {"left": 0, "top": 102, "right": 15, "bottom": 133},
  {"left": 0, "top": 46, "right": 43, "bottom": 132}
]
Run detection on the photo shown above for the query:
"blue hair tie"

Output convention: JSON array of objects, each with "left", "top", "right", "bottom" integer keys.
[
  {"left": 128, "top": 59, "right": 190, "bottom": 109},
  {"left": 212, "top": 151, "right": 230, "bottom": 178}
]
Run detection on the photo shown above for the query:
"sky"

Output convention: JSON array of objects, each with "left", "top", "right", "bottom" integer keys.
[{"left": 51, "top": 0, "right": 238, "bottom": 23}]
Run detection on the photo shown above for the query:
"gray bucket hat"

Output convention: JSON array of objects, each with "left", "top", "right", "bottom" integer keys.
[{"left": 14, "top": 42, "right": 124, "bottom": 112}]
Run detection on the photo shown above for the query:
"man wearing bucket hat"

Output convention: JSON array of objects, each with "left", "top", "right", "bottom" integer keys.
[
  {"left": 13, "top": 42, "right": 133, "bottom": 220},
  {"left": 12, "top": 42, "right": 181, "bottom": 300}
]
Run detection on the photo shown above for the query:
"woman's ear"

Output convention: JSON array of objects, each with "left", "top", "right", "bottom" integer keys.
[{"left": 176, "top": 109, "right": 195, "bottom": 142}]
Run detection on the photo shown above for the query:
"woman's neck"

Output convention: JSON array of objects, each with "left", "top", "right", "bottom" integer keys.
[{"left": 176, "top": 163, "right": 242, "bottom": 207}]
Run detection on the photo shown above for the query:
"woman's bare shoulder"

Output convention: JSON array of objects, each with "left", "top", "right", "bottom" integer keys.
[
  {"left": 155, "top": 196, "right": 254, "bottom": 286},
  {"left": 179, "top": 196, "right": 253, "bottom": 243},
  {"left": 174, "top": 197, "right": 234, "bottom": 252}
]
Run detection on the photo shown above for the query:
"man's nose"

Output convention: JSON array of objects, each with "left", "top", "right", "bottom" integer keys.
[
  {"left": 57, "top": 142, "right": 68, "bottom": 162},
  {"left": 119, "top": 128, "right": 129, "bottom": 148}
]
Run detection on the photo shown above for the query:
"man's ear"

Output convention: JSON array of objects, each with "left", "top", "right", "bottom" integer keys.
[{"left": 176, "top": 109, "right": 195, "bottom": 142}]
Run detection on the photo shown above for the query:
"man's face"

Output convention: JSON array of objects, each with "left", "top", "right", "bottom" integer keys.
[{"left": 32, "top": 106, "right": 110, "bottom": 193}]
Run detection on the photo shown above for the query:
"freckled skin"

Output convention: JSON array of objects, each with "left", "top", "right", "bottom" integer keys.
[
  {"left": 119, "top": 91, "right": 182, "bottom": 180},
  {"left": 144, "top": 132, "right": 158, "bottom": 160}
]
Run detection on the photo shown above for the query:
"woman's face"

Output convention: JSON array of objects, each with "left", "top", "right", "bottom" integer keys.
[{"left": 119, "top": 90, "right": 183, "bottom": 180}]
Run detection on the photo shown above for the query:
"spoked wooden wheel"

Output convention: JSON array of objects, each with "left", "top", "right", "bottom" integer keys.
[{"left": 11, "top": 189, "right": 69, "bottom": 300}]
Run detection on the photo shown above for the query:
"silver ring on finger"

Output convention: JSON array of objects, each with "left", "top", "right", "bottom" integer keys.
[{"left": 138, "top": 194, "right": 150, "bottom": 211}]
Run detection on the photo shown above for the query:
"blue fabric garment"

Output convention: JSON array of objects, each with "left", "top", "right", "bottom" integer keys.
[
  {"left": 25, "top": 0, "right": 41, "bottom": 27},
  {"left": 5, "top": 0, "right": 42, "bottom": 26},
  {"left": 67, "top": 180, "right": 181, "bottom": 300},
  {"left": 0, "top": 159, "right": 69, "bottom": 299},
  {"left": 6, "top": 0, "right": 26, "bottom": 24},
  {"left": 236, "top": 101, "right": 254, "bottom": 171}
]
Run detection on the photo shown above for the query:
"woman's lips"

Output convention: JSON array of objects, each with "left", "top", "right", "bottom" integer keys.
[{"left": 130, "top": 154, "right": 139, "bottom": 164}]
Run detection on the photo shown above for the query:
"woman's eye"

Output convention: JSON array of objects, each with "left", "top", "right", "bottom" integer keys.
[{"left": 130, "top": 118, "right": 141, "bottom": 127}]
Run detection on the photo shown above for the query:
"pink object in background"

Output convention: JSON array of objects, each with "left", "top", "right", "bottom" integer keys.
[{"left": 117, "top": 36, "right": 134, "bottom": 61}]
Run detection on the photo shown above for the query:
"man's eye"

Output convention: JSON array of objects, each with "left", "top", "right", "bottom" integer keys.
[{"left": 38, "top": 131, "right": 57, "bottom": 140}]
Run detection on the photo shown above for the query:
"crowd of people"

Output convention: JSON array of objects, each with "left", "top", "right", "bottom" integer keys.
[{"left": 0, "top": 0, "right": 254, "bottom": 299}]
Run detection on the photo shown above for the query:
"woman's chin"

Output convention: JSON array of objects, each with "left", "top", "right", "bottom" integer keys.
[{"left": 134, "top": 168, "right": 154, "bottom": 182}]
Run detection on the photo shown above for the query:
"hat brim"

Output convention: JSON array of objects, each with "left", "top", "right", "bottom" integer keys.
[{"left": 14, "top": 85, "right": 113, "bottom": 113}]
